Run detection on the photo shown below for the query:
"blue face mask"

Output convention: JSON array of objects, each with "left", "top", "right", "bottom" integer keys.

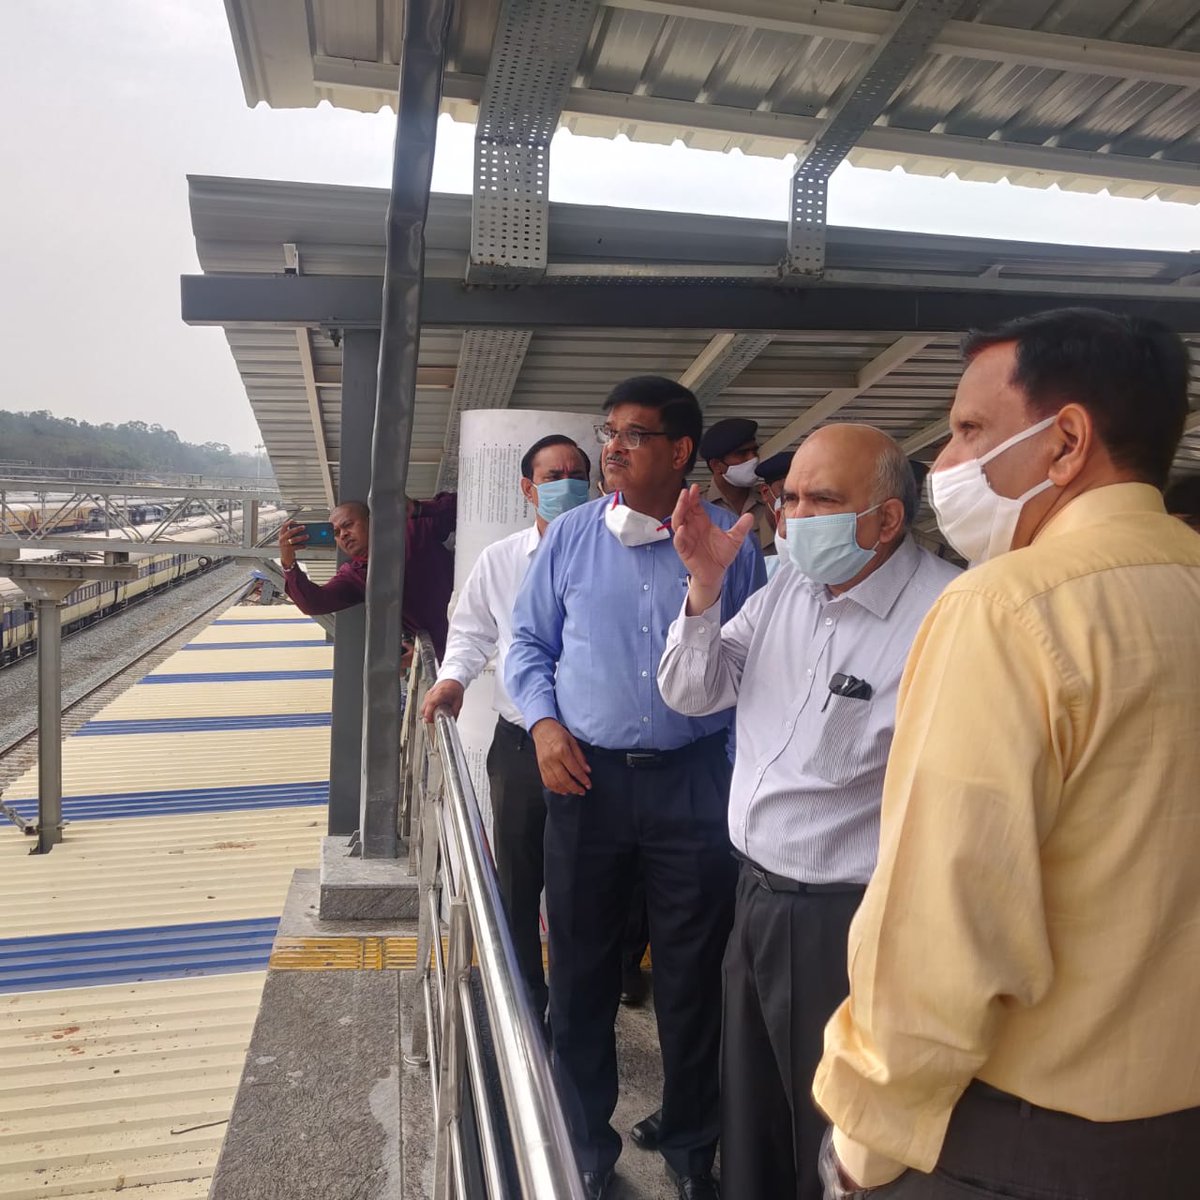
[
  {"left": 535, "top": 477, "right": 590, "bottom": 521},
  {"left": 778, "top": 503, "right": 881, "bottom": 585}
]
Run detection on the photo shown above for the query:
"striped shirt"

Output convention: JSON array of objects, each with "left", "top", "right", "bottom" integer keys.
[{"left": 657, "top": 535, "right": 959, "bottom": 884}]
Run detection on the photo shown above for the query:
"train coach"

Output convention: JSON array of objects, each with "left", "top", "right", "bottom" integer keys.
[{"left": 0, "top": 547, "right": 224, "bottom": 666}]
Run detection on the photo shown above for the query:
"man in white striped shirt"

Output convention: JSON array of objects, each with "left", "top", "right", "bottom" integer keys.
[
  {"left": 422, "top": 434, "right": 591, "bottom": 1017},
  {"left": 657, "top": 424, "right": 959, "bottom": 1200}
]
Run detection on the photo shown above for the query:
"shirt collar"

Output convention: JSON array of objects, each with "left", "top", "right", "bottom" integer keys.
[
  {"left": 1034, "top": 482, "right": 1166, "bottom": 544},
  {"left": 520, "top": 523, "right": 541, "bottom": 556},
  {"left": 799, "top": 534, "right": 922, "bottom": 620}
]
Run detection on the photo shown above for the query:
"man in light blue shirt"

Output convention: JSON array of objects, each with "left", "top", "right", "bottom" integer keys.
[{"left": 506, "top": 376, "right": 765, "bottom": 1200}]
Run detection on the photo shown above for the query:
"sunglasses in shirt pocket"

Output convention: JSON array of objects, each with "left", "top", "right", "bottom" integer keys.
[{"left": 806, "top": 691, "right": 875, "bottom": 786}]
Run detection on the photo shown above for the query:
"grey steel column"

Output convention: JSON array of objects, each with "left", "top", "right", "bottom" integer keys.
[
  {"left": 36, "top": 598, "right": 63, "bottom": 853},
  {"left": 360, "top": 0, "right": 451, "bottom": 858},
  {"left": 328, "top": 328, "right": 379, "bottom": 836}
]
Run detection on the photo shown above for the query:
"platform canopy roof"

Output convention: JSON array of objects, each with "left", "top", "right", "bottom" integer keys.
[
  {"left": 224, "top": 0, "right": 1200, "bottom": 203},
  {"left": 186, "top": 175, "right": 1200, "bottom": 512}
]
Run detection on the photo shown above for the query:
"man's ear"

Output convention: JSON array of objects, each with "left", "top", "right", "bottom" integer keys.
[
  {"left": 1047, "top": 403, "right": 1092, "bottom": 488},
  {"left": 520, "top": 477, "right": 538, "bottom": 508},
  {"left": 674, "top": 437, "right": 695, "bottom": 473},
  {"left": 878, "top": 497, "right": 906, "bottom": 545}
]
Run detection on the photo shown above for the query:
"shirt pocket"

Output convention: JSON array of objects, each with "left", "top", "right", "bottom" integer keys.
[{"left": 806, "top": 694, "right": 874, "bottom": 786}]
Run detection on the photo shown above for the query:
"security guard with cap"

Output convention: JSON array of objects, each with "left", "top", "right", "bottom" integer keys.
[{"left": 700, "top": 417, "right": 776, "bottom": 553}]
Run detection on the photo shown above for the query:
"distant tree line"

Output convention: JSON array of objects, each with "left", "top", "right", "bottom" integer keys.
[{"left": 0, "top": 410, "right": 272, "bottom": 481}]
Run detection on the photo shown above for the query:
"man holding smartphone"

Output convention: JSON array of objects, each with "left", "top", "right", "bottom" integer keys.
[
  {"left": 657, "top": 424, "right": 959, "bottom": 1200},
  {"left": 279, "top": 493, "right": 457, "bottom": 657}
]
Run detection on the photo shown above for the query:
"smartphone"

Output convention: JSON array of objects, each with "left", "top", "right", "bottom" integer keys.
[{"left": 299, "top": 521, "right": 336, "bottom": 546}]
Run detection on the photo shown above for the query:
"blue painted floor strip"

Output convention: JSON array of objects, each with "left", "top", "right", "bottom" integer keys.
[
  {"left": 140, "top": 669, "right": 334, "bottom": 684},
  {"left": 77, "top": 713, "right": 332, "bottom": 736},
  {"left": 212, "top": 618, "right": 315, "bottom": 625},
  {"left": 0, "top": 917, "right": 281, "bottom": 992},
  {"left": 4, "top": 780, "right": 329, "bottom": 823},
  {"left": 181, "top": 640, "right": 326, "bottom": 650}
]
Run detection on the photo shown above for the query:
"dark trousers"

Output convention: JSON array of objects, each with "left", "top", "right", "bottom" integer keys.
[
  {"left": 861, "top": 1080, "right": 1200, "bottom": 1199},
  {"left": 487, "top": 716, "right": 549, "bottom": 1016},
  {"left": 722, "top": 862, "right": 865, "bottom": 1200},
  {"left": 544, "top": 737, "right": 737, "bottom": 1177}
]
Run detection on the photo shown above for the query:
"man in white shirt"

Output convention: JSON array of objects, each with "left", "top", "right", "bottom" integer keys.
[
  {"left": 657, "top": 425, "right": 960, "bottom": 1200},
  {"left": 422, "top": 434, "right": 591, "bottom": 1016}
]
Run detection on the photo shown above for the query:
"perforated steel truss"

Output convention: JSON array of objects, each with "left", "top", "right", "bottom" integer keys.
[
  {"left": 786, "top": 0, "right": 963, "bottom": 278},
  {"left": 678, "top": 333, "right": 774, "bottom": 407},
  {"left": 468, "top": 0, "right": 600, "bottom": 283},
  {"left": 436, "top": 329, "right": 533, "bottom": 489}
]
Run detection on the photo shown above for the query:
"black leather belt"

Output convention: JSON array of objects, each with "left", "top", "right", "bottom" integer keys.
[
  {"left": 734, "top": 851, "right": 866, "bottom": 895},
  {"left": 577, "top": 731, "right": 727, "bottom": 770}
]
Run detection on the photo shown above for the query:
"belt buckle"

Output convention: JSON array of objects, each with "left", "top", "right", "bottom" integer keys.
[
  {"left": 750, "top": 865, "right": 773, "bottom": 892},
  {"left": 625, "top": 751, "right": 658, "bottom": 769}
]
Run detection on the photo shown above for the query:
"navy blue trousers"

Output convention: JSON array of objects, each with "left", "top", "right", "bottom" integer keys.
[{"left": 544, "top": 739, "right": 737, "bottom": 1177}]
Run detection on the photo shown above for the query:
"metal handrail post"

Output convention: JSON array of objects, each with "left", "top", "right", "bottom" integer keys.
[
  {"left": 434, "top": 714, "right": 587, "bottom": 1200},
  {"left": 433, "top": 892, "right": 470, "bottom": 1199}
]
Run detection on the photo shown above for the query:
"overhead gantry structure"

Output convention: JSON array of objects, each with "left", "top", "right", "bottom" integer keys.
[{"left": 192, "top": 0, "right": 1200, "bottom": 858}]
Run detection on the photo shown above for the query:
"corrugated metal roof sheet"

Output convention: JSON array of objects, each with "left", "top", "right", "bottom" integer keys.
[
  {"left": 0, "top": 604, "right": 333, "bottom": 1198},
  {"left": 0, "top": 971, "right": 267, "bottom": 1199},
  {"left": 189, "top": 175, "right": 1200, "bottom": 512},
  {"left": 222, "top": 0, "right": 1200, "bottom": 202}
]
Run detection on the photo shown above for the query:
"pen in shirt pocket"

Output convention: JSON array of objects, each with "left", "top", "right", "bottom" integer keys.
[{"left": 822, "top": 672, "right": 873, "bottom": 712}]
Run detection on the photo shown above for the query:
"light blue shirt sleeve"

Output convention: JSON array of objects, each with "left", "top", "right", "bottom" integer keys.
[{"left": 504, "top": 523, "right": 565, "bottom": 731}]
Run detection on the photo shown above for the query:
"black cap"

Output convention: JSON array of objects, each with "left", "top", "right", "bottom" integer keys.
[
  {"left": 698, "top": 417, "right": 758, "bottom": 462},
  {"left": 755, "top": 451, "right": 792, "bottom": 484}
]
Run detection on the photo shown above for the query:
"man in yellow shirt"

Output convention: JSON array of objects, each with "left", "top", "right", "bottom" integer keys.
[{"left": 814, "top": 307, "right": 1200, "bottom": 1199}]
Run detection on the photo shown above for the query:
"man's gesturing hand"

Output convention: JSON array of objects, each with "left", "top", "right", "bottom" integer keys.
[
  {"left": 421, "top": 679, "right": 464, "bottom": 723},
  {"left": 671, "top": 485, "right": 753, "bottom": 614},
  {"left": 531, "top": 718, "right": 591, "bottom": 796}
]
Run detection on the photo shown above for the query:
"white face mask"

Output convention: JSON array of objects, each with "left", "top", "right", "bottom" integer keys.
[
  {"left": 603, "top": 493, "right": 672, "bottom": 547},
  {"left": 722, "top": 457, "right": 760, "bottom": 488},
  {"left": 929, "top": 415, "right": 1057, "bottom": 566}
]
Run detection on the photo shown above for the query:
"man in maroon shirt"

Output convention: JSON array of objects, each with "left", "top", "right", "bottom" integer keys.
[{"left": 279, "top": 494, "right": 457, "bottom": 658}]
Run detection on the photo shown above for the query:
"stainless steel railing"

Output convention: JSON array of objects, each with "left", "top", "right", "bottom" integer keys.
[{"left": 403, "top": 635, "right": 586, "bottom": 1200}]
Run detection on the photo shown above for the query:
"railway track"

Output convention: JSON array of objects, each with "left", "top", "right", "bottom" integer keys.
[{"left": 0, "top": 569, "right": 253, "bottom": 777}]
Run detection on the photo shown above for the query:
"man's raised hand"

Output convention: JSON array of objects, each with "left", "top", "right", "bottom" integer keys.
[{"left": 671, "top": 485, "right": 753, "bottom": 613}]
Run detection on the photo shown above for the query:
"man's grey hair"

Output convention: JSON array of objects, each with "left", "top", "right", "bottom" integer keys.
[{"left": 870, "top": 441, "right": 920, "bottom": 528}]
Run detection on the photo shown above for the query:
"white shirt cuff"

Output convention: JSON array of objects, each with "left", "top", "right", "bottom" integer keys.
[{"left": 674, "top": 591, "right": 722, "bottom": 640}]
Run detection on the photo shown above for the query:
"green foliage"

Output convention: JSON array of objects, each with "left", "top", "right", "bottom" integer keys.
[{"left": 0, "top": 410, "right": 271, "bottom": 480}]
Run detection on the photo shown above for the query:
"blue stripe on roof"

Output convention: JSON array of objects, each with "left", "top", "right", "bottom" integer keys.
[
  {"left": 212, "top": 618, "right": 315, "bottom": 625},
  {"left": 140, "top": 669, "right": 335, "bottom": 684},
  {"left": 181, "top": 640, "right": 327, "bottom": 650},
  {"left": 4, "top": 780, "right": 328, "bottom": 822},
  {"left": 77, "top": 713, "right": 332, "bottom": 736},
  {"left": 0, "top": 917, "right": 281, "bottom": 993}
]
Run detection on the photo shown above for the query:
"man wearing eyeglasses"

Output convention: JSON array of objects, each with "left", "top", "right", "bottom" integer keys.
[{"left": 506, "top": 376, "right": 766, "bottom": 1200}]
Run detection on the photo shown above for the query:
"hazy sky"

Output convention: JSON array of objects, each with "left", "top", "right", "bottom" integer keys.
[{"left": 4, "top": 1, "right": 1198, "bottom": 453}]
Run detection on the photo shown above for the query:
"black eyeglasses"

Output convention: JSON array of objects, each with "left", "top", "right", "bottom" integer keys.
[{"left": 594, "top": 423, "right": 673, "bottom": 450}]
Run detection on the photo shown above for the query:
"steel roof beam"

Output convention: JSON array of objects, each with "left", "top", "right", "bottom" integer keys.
[
  {"left": 436, "top": 329, "right": 533, "bottom": 490},
  {"left": 180, "top": 276, "right": 1200, "bottom": 333},
  {"left": 786, "top": 0, "right": 963, "bottom": 279},
  {"left": 678, "top": 333, "right": 774, "bottom": 406},
  {"left": 468, "top": 0, "right": 601, "bottom": 283},
  {"left": 760, "top": 336, "right": 935, "bottom": 456}
]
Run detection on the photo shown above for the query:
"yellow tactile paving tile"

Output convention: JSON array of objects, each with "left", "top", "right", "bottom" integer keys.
[
  {"left": 269, "top": 936, "right": 421, "bottom": 971},
  {"left": 0, "top": 972, "right": 266, "bottom": 1200},
  {"left": 0, "top": 809, "right": 324, "bottom": 938},
  {"left": 3, "top": 728, "right": 331, "bottom": 800},
  {"left": 142, "top": 645, "right": 332, "bottom": 676},
  {"left": 98, "top": 678, "right": 332, "bottom": 720}
]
